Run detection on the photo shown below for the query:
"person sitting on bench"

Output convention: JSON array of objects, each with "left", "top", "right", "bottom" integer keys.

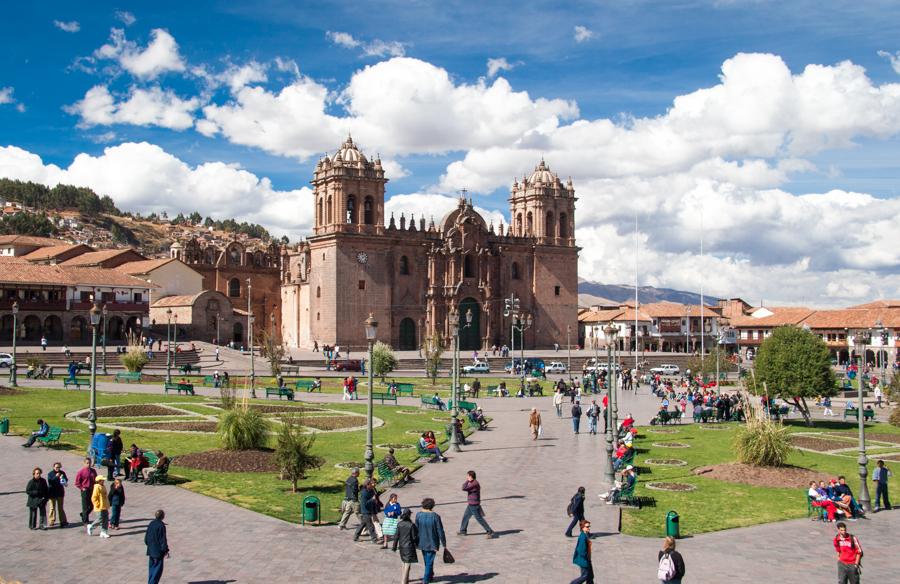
[
  {"left": 311, "top": 377, "right": 322, "bottom": 392},
  {"left": 431, "top": 393, "right": 446, "bottom": 411},
  {"left": 809, "top": 481, "right": 838, "bottom": 521},
  {"left": 470, "top": 407, "right": 488, "bottom": 430},
  {"left": 384, "top": 448, "right": 412, "bottom": 484},
  {"left": 598, "top": 466, "right": 636, "bottom": 504},
  {"left": 419, "top": 432, "right": 447, "bottom": 462},
  {"left": 833, "top": 477, "right": 865, "bottom": 517},
  {"left": 612, "top": 444, "right": 633, "bottom": 471},
  {"left": 22, "top": 419, "right": 50, "bottom": 447},
  {"left": 143, "top": 451, "right": 168, "bottom": 482}
]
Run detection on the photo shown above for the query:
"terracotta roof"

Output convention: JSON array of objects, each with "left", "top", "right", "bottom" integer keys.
[
  {"left": 22, "top": 243, "right": 92, "bottom": 261},
  {"left": 60, "top": 248, "right": 144, "bottom": 266},
  {"left": 614, "top": 307, "right": 652, "bottom": 322},
  {"left": 578, "top": 309, "right": 622, "bottom": 323},
  {"left": 640, "top": 301, "right": 720, "bottom": 318},
  {"left": 730, "top": 307, "right": 814, "bottom": 327},
  {"left": 152, "top": 293, "right": 204, "bottom": 307},
  {"left": 800, "top": 308, "right": 900, "bottom": 329},
  {"left": 0, "top": 264, "right": 155, "bottom": 288},
  {"left": 116, "top": 258, "right": 175, "bottom": 275},
  {"left": 848, "top": 299, "right": 900, "bottom": 309},
  {"left": 0, "top": 235, "right": 64, "bottom": 247}
]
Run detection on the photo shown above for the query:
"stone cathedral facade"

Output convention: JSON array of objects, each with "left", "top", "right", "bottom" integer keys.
[{"left": 280, "top": 137, "right": 579, "bottom": 351}]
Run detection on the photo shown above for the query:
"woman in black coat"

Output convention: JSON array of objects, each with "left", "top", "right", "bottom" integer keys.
[
  {"left": 26, "top": 467, "right": 50, "bottom": 530},
  {"left": 392, "top": 508, "right": 418, "bottom": 584},
  {"left": 565, "top": 486, "right": 586, "bottom": 537}
]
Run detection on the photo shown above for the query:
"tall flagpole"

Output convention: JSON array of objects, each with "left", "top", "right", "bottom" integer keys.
[
  {"left": 699, "top": 209, "right": 705, "bottom": 377},
  {"left": 634, "top": 210, "right": 639, "bottom": 377}
]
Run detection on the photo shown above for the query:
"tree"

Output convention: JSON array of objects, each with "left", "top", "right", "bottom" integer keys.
[
  {"left": 189, "top": 211, "right": 202, "bottom": 224},
  {"left": 685, "top": 347, "right": 732, "bottom": 380},
  {"left": 423, "top": 334, "right": 444, "bottom": 385},
  {"left": 274, "top": 414, "right": 324, "bottom": 493},
  {"left": 371, "top": 341, "right": 397, "bottom": 380},
  {"left": 750, "top": 326, "right": 836, "bottom": 426},
  {"left": 259, "top": 329, "right": 285, "bottom": 377}
]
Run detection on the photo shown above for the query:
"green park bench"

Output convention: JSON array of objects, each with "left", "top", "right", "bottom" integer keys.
[
  {"left": 610, "top": 480, "right": 653, "bottom": 509},
  {"left": 653, "top": 409, "right": 676, "bottom": 425},
  {"left": 392, "top": 383, "right": 415, "bottom": 396},
  {"left": 295, "top": 379, "right": 320, "bottom": 392},
  {"left": 164, "top": 382, "right": 195, "bottom": 396},
  {"left": 178, "top": 364, "right": 200, "bottom": 374},
  {"left": 527, "top": 383, "right": 544, "bottom": 396},
  {"left": 371, "top": 391, "right": 398, "bottom": 404},
  {"left": 420, "top": 397, "right": 443, "bottom": 410},
  {"left": 447, "top": 400, "right": 477, "bottom": 412},
  {"left": 843, "top": 407, "right": 875, "bottom": 422},
  {"left": 36, "top": 426, "right": 62, "bottom": 448},
  {"left": 376, "top": 460, "right": 400, "bottom": 486},
  {"left": 115, "top": 372, "right": 142, "bottom": 383},
  {"left": 486, "top": 385, "right": 504, "bottom": 397},
  {"left": 202, "top": 375, "right": 231, "bottom": 387},
  {"left": 64, "top": 378, "right": 90, "bottom": 389},
  {"left": 415, "top": 441, "right": 441, "bottom": 461},
  {"left": 143, "top": 451, "right": 170, "bottom": 485},
  {"left": 265, "top": 386, "right": 295, "bottom": 400},
  {"left": 281, "top": 364, "right": 300, "bottom": 375}
]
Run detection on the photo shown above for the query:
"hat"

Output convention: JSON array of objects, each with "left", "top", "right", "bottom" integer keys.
[
  {"left": 625, "top": 465, "right": 634, "bottom": 471},
  {"left": 95, "top": 475, "right": 107, "bottom": 482}
]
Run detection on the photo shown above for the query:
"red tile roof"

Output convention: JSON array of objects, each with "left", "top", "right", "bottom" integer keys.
[
  {"left": 730, "top": 307, "right": 814, "bottom": 327},
  {"left": 60, "top": 248, "right": 144, "bottom": 266},
  {"left": 22, "top": 244, "right": 92, "bottom": 262},
  {"left": 115, "top": 258, "right": 174, "bottom": 275},
  {"left": 0, "top": 263, "right": 156, "bottom": 288},
  {"left": 0, "top": 235, "right": 65, "bottom": 247}
]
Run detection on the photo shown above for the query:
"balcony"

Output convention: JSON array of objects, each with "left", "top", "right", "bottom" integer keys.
[
  {"left": 70, "top": 301, "right": 149, "bottom": 312},
  {"left": 0, "top": 299, "right": 66, "bottom": 311}
]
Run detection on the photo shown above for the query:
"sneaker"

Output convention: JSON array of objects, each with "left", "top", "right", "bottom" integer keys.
[
  {"left": 100, "top": 532, "right": 110, "bottom": 538},
  {"left": 605, "top": 500, "right": 614, "bottom": 505},
  {"left": 457, "top": 531, "right": 467, "bottom": 536},
  {"left": 487, "top": 532, "right": 497, "bottom": 539},
  {"left": 87, "top": 525, "right": 93, "bottom": 536}
]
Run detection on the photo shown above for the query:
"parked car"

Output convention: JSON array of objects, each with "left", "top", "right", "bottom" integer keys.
[
  {"left": 650, "top": 364, "right": 680, "bottom": 375},
  {"left": 581, "top": 359, "right": 618, "bottom": 374},
  {"left": 545, "top": 361, "right": 567, "bottom": 374},
  {"left": 462, "top": 360, "right": 490, "bottom": 374},
  {"left": 0, "top": 352, "right": 12, "bottom": 368},
  {"left": 333, "top": 359, "right": 362, "bottom": 372},
  {"left": 504, "top": 357, "right": 546, "bottom": 373}
]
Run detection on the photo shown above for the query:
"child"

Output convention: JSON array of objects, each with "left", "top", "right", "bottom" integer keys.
[
  {"left": 381, "top": 493, "right": 401, "bottom": 548},
  {"left": 108, "top": 478, "right": 125, "bottom": 530}
]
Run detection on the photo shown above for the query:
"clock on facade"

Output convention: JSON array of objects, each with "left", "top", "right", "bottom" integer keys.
[{"left": 356, "top": 251, "right": 368, "bottom": 264}]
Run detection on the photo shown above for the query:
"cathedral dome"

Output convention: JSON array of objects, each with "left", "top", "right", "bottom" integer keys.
[
  {"left": 528, "top": 159, "right": 556, "bottom": 184},
  {"left": 332, "top": 135, "right": 367, "bottom": 165}
]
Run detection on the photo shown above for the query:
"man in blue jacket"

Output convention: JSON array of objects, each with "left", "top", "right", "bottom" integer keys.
[
  {"left": 145, "top": 509, "right": 170, "bottom": 584},
  {"left": 416, "top": 498, "right": 447, "bottom": 584},
  {"left": 22, "top": 419, "right": 49, "bottom": 447},
  {"left": 570, "top": 519, "right": 594, "bottom": 584}
]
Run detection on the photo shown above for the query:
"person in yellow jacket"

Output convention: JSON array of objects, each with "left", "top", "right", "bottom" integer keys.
[{"left": 87, "top": 475, "right": 110, "bottom": 538}]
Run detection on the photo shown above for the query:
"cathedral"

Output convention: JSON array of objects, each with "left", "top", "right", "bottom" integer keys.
[{"left": 280, "top": 137, "right": 579, "bottom": 351}]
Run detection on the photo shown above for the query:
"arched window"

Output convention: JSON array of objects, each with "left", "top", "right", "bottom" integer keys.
[
  {"left": 317, "top": 198, "right": 323, "bottom": 226},
  {"left": 316, "top": 286, "right": 321, "bottom": 298},
  {"left": 545, "top": 211, "right": 555, "bottom": 238},
  {"left": 559, "top": 212, "right": 568, "bottom": 239},
  {"left": 364, "top": 196, "right": 374, "bottom": 225},
  {"left": 511, "top": 262, "right": 520, "bottom": 280},
  {"left": 464, "top": 254, "right": 475, "bottom": 278},
  {"left": 399, "top": 255, "right": 410, "bottom": 275},
  {"left": 526, "top": 212, "right": 533, "bottom": 236},
  {"left": 326, "top": 196, "right": 333, "bottom": 224},
  {"left": 228, "top": 278, "right": 240, "bottom": 298},
  {"left": 516, "top": 213, "right": 523, "bottom": 236},
  {"left": 346, "top": 195, "right": 357, "bottom": 224}
]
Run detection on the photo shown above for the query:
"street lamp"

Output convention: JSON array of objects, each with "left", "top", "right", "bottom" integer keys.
[
  {"left": 88, "top": 304, "right": 101, "bottom": 438},
  {"left": 875, "top": 320, "right": 886, "bottom": 393},
  {"left": 247, "top": 278, "right": 255, "bottom": 398},
  {"left": 855, "top": 329, "right": 872, "bottom": 513},
  {"left": 9, "top": 301, "right": 18, "bottom": 387},
  {"left": 513, "top": 313, "right": 533, "bottom": 389},
  {"left": 567, "top": 324, "right": 572, "bottom": 383},
  {"left": 603, "top": 323, "right": 618, "bottom": 484},
  {"left": 449, "top": 307, "right": 473, "bottom": 453},
  {"left": 165, "top": 308, "right": 173, "bottom": 384},
  {"left": 364, "top": 313, "right": 378, "bottom": 478},
  {"left": 101, "top": 304, "right": 108, "bottom": 376}
]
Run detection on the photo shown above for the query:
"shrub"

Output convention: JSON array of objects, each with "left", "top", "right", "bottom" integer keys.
[
  {"left": 889, "top": 406, "right": 900, "bottom": 428},
  {"left": 274, "top": 414, "right": 324, "bottom": 492},
  {"left": 372, "top": 341, "right": 397, "bottom": 380},
  {"left": 734, "top": 417, "right": 794, "bottom": 467},
  {"left": 119, "top": 349, "right": 149, "bottom": 372},
  {"left": 218, "top": 407, "right": 270, "bottom": 450}
]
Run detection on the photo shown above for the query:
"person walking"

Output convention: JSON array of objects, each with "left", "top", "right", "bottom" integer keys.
[
  {"left": 338, "top": 468, "right": 361, "bottom": 529},
  {"left": 87, "top": 475, "right": 110, "bottom": 538},
  {"left": 554, "top": 388, "right": 564, "bottom": 417},
  {"left": 145, "top": 509, "right": 170, "bottom": 584},
  {"left": 40, "top": 335, "right": 48, "bottom": 351},
  {"left": 587, "top": 400, "right": 600, "bottom": 435},
  {"left": 416, "top": 498, "right": 447, "bottom": 584},
  {"left": 874, "top": 385, "right": 884, "bottom": 409},
  {"left": 109, "top": 429, "right": 124, "bottom": 478},
  {"left": 109, "top": 478, "right": 126, "bottom": 530},
  {"left": 353, "top": 478, "right": 380, "bottom": 544},
  {"left": 833, "top": 522, "right": 862, "bottom": 584},
  {"left": 392, "top": 508, "right": 418, "bottom": 584},
  {"left": 569, "top": 519, "right": 594, "bottom": 584},
  {"left": 571, "top": 401, "right": 583, "bottom": 434},
  {"left": 529, "top": 408, "right": 542, "bottom": 441},
  {"left": 602, "top": 393, "right": 609, "bottom": 433},
  {"left": 658, "top": 536, "right": 686, "bottom": 583},
  {"left": 382, "top": 493, "right": 402, "bottom": 549},
  {"left": 872, "top": 459, "right": 892, "bottom": 512},
  {"left": 565, "top": 486, "right": 586, "bottom": 537},
  {"left": 26, "top": 467, "right": 49, "bottom": 530},
  {"left": 74, "top": 457, "right": 97, "bottom": 525},
  {"left": 458, "top": 470, "right": 496, "bottom": 538},
  {"left": 47, "top": 462, "right": 69, "bottom": 528}
]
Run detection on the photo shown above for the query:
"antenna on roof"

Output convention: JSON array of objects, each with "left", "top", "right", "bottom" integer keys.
[{"left": 457, "top": 188, "right": 468, "bottom": 202}]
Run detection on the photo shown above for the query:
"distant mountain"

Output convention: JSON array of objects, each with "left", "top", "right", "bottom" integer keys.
[{"left": 578, "top": 280, "right": 718, "bottom": 306}]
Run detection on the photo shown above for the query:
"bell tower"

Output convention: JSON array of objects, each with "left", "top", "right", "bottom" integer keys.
[
  {"left": 311, "top": 135, "right": 388, "bottom": 235},
  {"left": 508, "top": 159, "right": 576, "bottom": 246}
]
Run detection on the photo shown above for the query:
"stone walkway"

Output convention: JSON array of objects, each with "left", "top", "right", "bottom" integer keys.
[{"left": 1, "top": 387, "right": 897, "bottom": 583}]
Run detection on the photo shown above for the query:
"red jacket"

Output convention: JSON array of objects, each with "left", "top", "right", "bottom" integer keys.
[
  {"left": 74, "top": 466, "right": 96, "bottom": 491},
  {"left": 833, "top": 533, "right": 862, "bottom": 564}
]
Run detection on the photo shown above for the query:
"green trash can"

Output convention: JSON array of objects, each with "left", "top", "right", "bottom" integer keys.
[
  {"left": 0, "top": 417, "right": 8, "bottom": 435},
  {"left": 302, "top": 495, "right": 320, "bottom": 525},
  {"left": 665, "top": 510, "right": 680, "bottom": 539}
]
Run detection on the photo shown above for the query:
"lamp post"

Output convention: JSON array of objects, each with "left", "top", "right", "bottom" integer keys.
[
  {"left": 364, "top": 314, "right": 378, "bottom": 478},
  {"left": 88, "top": 304, "right": 101, "bottom": 437},
  {"left": 513, "top": 313, "right": 533, "bottom": 389},
  {"left": 567, "top": 324, "right": 572, "bottom": 383},
  {"left": 9, "top": 301, "right": 19, "bottom": 386},
  {"left": 603, "top": 323, "right": 618, "bottom": 484},
  {"left": 448, "top": 308, "right": 473, "bottom": 453},
  {"left": 247, "top": 278, "right": 255, "bottom": 398},
  {"left": 611, "top": 326, "right": 619, "bottom": 435},
  {"left": 855, "top": 330, "right": 872, "bottom": 513},
  {"left": 165, "top": 308, "right": 173, "bottom": 384},
  {"left": 216, "top": 312, "right": 221, "bottom": 346},
  {"left": 875, "top": 319, "right": 886, "bottom": 392},
  {"left": 101, "top": 304, "right": 108, "bottom": 376},
  {"left": 270, "top": 312, "right": 276, "bottom": 339}
]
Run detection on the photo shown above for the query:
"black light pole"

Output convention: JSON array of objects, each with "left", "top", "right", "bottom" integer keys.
[
  {"left": 88, "top": 304, "right": 101, "bottom": 438},
  {"left": 101, "top": 304, "right": 108, "bottom": 376},
  {"left": 604, "top": 323, "right": 617, "bottom": 484},
  {"left": 165, "top": 308, "right": 173, "bottom": 384},
  {"left": 855, "top": 330, "right": 872, "bottom": 512},
  {"left": 364, "top": 314, "right": 378, "bottom": 478},
  {"left": 9, "top": 301, "right": 18, "bottom": 387}
]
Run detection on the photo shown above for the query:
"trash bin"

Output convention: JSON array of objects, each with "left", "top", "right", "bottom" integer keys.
[
  {"left": 302, "top": 495, "right": 320, "bottom": 525},
  {"left": 0, "top": 417, "right": 9, "bottom": 435},
  {"left": 665, "top": 510, "right": 680, "bottom": 539}
]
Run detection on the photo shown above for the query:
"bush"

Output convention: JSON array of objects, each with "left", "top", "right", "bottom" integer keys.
[
  {"left": 274, "top": 414, "right": 324, "bottom": 492},
  {"left": 889, "top": 406, "right": 900, "bottom": 428},
  {"left": 119, "top": 349, "right": 149, "bottom": 372},
  {"left": 372, "top": 341, "right": 397, "bottom": 379},
  {"left": 734, "top": 417, "right": 794, "bottom": 467},
  {"left": 218, "top": 407, "right": 270, "bottom": 450}
]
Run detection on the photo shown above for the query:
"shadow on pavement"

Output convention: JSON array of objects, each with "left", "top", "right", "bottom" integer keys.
[
  {"left": 491, "top": 529, "right": 522, "bottom": 537},
  {"left": 188, "top": 580, "right": 237, "bottom": 584},
  {"left": 432, "top": 572, "right": 500, "bottom": 582},
  {"left": 464, "top": 445, "right": 555, "bottom": 452}
]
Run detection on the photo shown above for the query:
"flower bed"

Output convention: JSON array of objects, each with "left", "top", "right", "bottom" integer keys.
[
  {"left": 651, "top": 442, "right": 690, "bottom": 448},
  {"left": 646, "top": 482, "right": 697, "bottom": 492},
  {"left": 175, "top": 448, "right": 278, "bottom": 472},
  {"left": 117, "top": 421, "right": 219, "bottom": 433},
  {"left": 376, "top": 443, "right": 413, "bottom": 450},
  {"left": 647, "top": 428, "right": 679, "bottom": 434},
  {"left": 645, "top": 459, "right": 688, "bottom": 466},
  {"left": 77, "top": 404, "right": 183, "bottom": 418},
  {"left": 302, "top": 416, "right": 367, "bottom": 431}
]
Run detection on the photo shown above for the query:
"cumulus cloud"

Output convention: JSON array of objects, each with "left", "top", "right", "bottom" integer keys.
[
  {"left": 53, "top": 20, "right": 80, "bottom": 33},
  {"left": 385, "top": 193, "right": 506, "bottom": 230},
  {"left": 326, "top": 31, "right": 405, "bottom": 58},
  {"left": 0, "top": 143, "right": 312, "bottom": 239},
  {"left": 0, "top": 87, "right": 25, "bottom": 112},
  {"left": 573, "top": 25, "right": 594, "bottom": 43},
  {"left": 65, "top": 85, "right": 200, "bottom": 130},
  {"left": 878, "top": 49, "right": 900, "bottom": 75},
  {"left": 115, "top": 10, "right": 136, "bottom": 26},
  {"left": 94, "top": 28, "right": 185, "bottom": 79},
  {"left": 486, "top": 57, "right": 516, "bottom": 78}
]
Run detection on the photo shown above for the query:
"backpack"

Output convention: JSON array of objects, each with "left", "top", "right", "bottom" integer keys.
[{"left": 658, "top": 553, "right": 676, "bottom": 581}]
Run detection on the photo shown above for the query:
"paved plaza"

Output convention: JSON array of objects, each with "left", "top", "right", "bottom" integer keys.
[{"left": 1, "top": 385, "right": 897, "bottom": 583}]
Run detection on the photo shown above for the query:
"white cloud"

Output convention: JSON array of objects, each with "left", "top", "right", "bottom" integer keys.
[
  {"left": 0, "top": 143, "right": 311, "bottom": 239},
  {"left": 0, "top": 87, "right": 24, "bottom": 112},
  {"left": 878, "top": 50, "right": 900, "bottom": 75},
  {"left": 326, "top": 31, "right": 405, "bottom": 58},
  {"left": 115, "top": 10, "right": 136, "bottom": 26},
  {"left": 66, "top": 85, "right": 199, "bottom": 130},
  {"left": 486, "top": 57, "right": 516, "bottom": 78},
  {"left": 384, "top": 193, "right": 506, "bottom": 230},
  {"left": 54, "top": 20, "right": 80, "bottom": 33},
  {"left": 574, "top": 25, "right": 595, "bottom": 43},
  {"left": 95, "top": 28, "right": 185, "bottom": 79}
]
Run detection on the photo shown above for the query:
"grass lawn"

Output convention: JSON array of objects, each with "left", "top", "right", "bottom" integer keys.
[
  {"left": 621, "top": 418, "right": 900, "bottom": 537},
  {"left": 1, "top": 386, "right": 467, "bottom": 525}
]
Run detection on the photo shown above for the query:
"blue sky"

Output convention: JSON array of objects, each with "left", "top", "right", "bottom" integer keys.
[{"left": 2, "top": 1, "right": 900, "bottom": 305}]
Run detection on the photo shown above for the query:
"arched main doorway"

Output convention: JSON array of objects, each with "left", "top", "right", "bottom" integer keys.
[
  {"left": 398, "top": 318, "right": 416, "bottom": 350},
  {"left": 233, "top": 322, "right": 244, "bottom": 345},
  {"left": 70, "top": 316, "right": 87, "bottom": 342},
  {"left": 107, "top": 316, "right": 125, "bottom": 341},
  {"left": 43, "top": 315, "right": 63, "bottom": 342},
  {"left": 458, "top": 297, "right": 481, "bottom": 351},
  {"left": 0, "top": 314, "right": 13, "bottom": 341}
]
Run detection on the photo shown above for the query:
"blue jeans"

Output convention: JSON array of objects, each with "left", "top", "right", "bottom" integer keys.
[
  {"left": 460, "top": 504, "right": 493, "bottom": 534},
  {"left": 110, "top": 504, "right": 122, "bottom": 527},
  {"left": 148, "top": 557, "right": 165, "bottom": 584},
  {"left": 572, "top": 418, "right": 580, "bottom": 433},
  {"left": 588, "top": 417, "right": 598, "bottom": 434},
  {"left": 570, "top": 564, "right": 594, "bottom": 584},
  {"left": 423, "top": 550, "right": 437, "bottom": 584},
  {"left": 565, "top": 514, "right": 583, "bottom": 536}
]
